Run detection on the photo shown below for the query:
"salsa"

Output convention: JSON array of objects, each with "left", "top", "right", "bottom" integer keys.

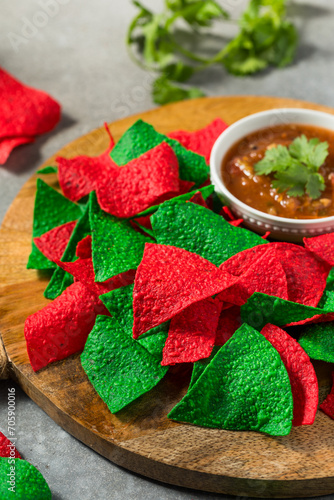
[{"left": 221, "top": 123, "right": 334, "bottom": 219}]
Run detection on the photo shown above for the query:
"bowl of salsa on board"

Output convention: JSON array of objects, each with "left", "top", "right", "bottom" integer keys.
[{"left": 210, "top": 108, "right": 334, "bottom": 241}]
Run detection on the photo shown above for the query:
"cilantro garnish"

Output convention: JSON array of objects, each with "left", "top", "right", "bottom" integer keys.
[
  {"left": 254, "top": 135, "right": 329, "bottom": 199},
  {"left": 127, "top": 0, "right": 298, "bottom": 104}
]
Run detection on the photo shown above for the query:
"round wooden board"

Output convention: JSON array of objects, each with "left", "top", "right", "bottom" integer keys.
[{"left": 1, "top": 96, "right": 334, "bottom": 498}]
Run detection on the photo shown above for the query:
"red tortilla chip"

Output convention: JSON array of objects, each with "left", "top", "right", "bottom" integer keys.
[
  {"left": 215, "top": 305, "right": 241, "bottom": 345},
  {"left": 54, "top": 256, "right": 135, "bottom": 297},
  {"left": 219, "top": 248, "right": 288, "bottom": 306},
  {"left": 167, "top": 118, "right": 228, "bottom": 164},
  {"left": 320, "top": 372, "right": 334, "bottom": 420},
  {"left": 0, "top": 136, "right": 34, "bottom": 164},
  {"left": 261, "top": 324, "right": 318, "bottom": 426},
  {"left": 76, "top": 235, "right": 92, "bottom": 259},
  {"left": 97, "top": 142, "right": 180, "bottom": 218},
  {"left": 161, "top": 297, "right": 223, "bottom": 366},
  {"left": 24, "top": 281, "right": 108, "bottom": 371},
  {"left": 0, "top": 431, "right": 21, "bottom": 458},
  {"left": 304, "top": 233, "right": 334, "bottom": 267},
  {"left": 57, "top": 124, "right": 116, "bottom": 202},
  {"left": 187, "top": 191, "right": 209, "bottom": 208},
  {"left": 132, "top": 243, "right": 238, "bottom": 338},
  {"left": 0, "top": 67, "right": 61, "bottom": 138},
  {"left": 34, "top": 220, "right": 77, "bottom": 262},
  {"left": 221, "top": 242, "right": 329, "bottom": 307}
]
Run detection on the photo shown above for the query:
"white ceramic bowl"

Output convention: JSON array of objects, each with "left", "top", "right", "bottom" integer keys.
[{"left": 210, "top": 108, "right": 334, "bottom": 242}]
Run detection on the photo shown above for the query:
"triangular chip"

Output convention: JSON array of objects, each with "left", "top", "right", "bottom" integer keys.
[
  {"left": 151, "top": 200, "right": 265, "bottom": 267},
  {"left": 0, "top": 136, "right": 34, "bottom": 164},
  {"left": 168, "top": 323, "right": 293, "bottom": 436},
  {"left": 133, "top": 243, "right": 238, "bottom": 338},
  {"left": 0, "top": 432, "right": 21, "bottom": 459},
  {"left": 97, "top": 142, "right": 180, "bottom": 217},
  {"left": 0, "top": 67, "right": 60, "bottom": 138},
  {"left": 110, "top": 119, "right": 209, "bottom": 186},
  {"left": 27, "top": 179, "right": 83, "bottom": 270},
  {"left": 304, "top": 233, "right": 334, "bottom": 267},
  {"left": 90, "top": 192, "right": 151, "bottom": 281},
  {"left": 34, "top": 220, "right": 77, "bottom": 262},
  {"left": 162, "top": 297, "right": 223, "bottom": 366},
  {"left": 81, "top": 315, "right": 168, "bottom": 413},
  {"left": 57, "top": 124, "right": 116, "bottom": 202},
  {"left": 25, "top": 282, "right": 108, "bottom": 371},
  {"left": 100, "top": 284, "right": 168, "bottom": 360},
  {"left": 167, "top": 118, "right": 228, "bottom": 163},
  {"left": 0, "top": 457, "right": 51, "bottom": 500},
  {"left": 261, "top": 324, "right": 318, "bottom": 426},
  {"left": 299, "top": 322, "right": 334, "bottom": 363},
  {"left": 44, "top": 202, "right": 91, "bottom": 299}
]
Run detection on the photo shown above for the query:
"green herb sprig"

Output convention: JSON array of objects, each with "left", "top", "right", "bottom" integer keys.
[
  {"left": 254, "top": 135, "right": 329, "bottom": 199},
  {"left": 127, "top": 0, "right": 298, "bottom": 104}
]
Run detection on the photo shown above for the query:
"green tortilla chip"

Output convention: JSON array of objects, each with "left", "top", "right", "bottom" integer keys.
[
  {"left": 299, "top": 322, "right": 334, "bottom": 363},
  {"left": 168, "top": 323, "right": 293, "bottom": 436},
  {"left": 44, "top": 202, "right": 91, "bottom": 299},
  {"left": 81, "top": 315, "right": 168, "bottom": 413},
  {"left": 36, "top": 165, "right": 58, "bottom": 174},
  {"left": 27, "top": 179, "right": 84, "bottom": 270},
  {"left": 90, "top": 192, "right": 151, "bottom": 282},
  {"left": 189, "top": 345, "right": 221, "bottom": 389},
  {"left": 151, "top": 200, "right": 266, "bottom": 266},
  {"left": 110, "top": 119, "right": 209, "bottom": 186},
  {"left": 240, "top": 292, "right": 334, "bottom": 331},
  {"left": 0, "top": 458, "right": 51, "bottom": 500},
  {"left": 100, "top": 284, "right": 168, "bottom": 360}
]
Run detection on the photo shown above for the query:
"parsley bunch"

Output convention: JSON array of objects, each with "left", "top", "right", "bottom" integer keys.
[
  {"left": 127, "top": 0, "right": 298, "bottom": 104},
  {"left": 254, "top": 135, "right": 329, "bottom": 199}
]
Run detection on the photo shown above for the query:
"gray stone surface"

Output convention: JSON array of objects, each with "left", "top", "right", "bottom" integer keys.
[{"left": 1, "top": 1, "right": 334, "bottom": 498}]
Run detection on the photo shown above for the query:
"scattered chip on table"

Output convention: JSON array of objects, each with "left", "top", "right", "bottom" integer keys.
[{"left": 0, "top": 457, "right": 51, "bottom": 500}]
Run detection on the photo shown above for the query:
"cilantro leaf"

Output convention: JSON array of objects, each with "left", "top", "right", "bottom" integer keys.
[
  {"left": 254, "top": 135, "right": 328, "bottom": 200},
  {"left": 127, "top": 0, "right": 298, "bottom": 103}
]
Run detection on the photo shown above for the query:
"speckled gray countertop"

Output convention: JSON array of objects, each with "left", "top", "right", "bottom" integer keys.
[{"left": 1, "top": 1, "right": 334, "bottom": 499}]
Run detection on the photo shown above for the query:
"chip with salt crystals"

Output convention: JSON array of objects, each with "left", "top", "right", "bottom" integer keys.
[
  {"left": 25, "top": 281, "right": 108, "bottom": 372},
  {"left": 133, "top": 243, "right": 238, "bottom": 338},
  {"left": 110, "top": 119, "right": 209, "bottom": 186},
  {"left": 161, "top": 297, "right": 223, "bottom": 366},
  {"left": 0, "top": 432, "right": 21, "bottom": 459},
  {"left": 81, "top": 315, "right": 168, "bottom": 413},
  {"left": 299, "top": 322, "right": 334, "bottom": 363},
  {"left": 168, "top": 323, "right": 293, "bottom": 436},
  {"left": 304, "top": 232, "right": 334, "bottom": 267},
  {"left": 0, "top": 136, "right": 34, "bottom": 164},
  {"left": 0, "top": 457, "right": 52, "bottom": 500},
  {"left": 27, "top": 179, "right": 84, "bottom": 270},
  {"left": 44, "top": 202, "right": 91, "bottom": 300},
  {"left": 320, "top": 372, "right": 334, "bottom": 420},
  {"left": 219, "top": 247, "right": 288, "bottom": 306},
  {"left": 167, "top": 118, "right": 228, "bottom": 164},
  {"left": 97, "top": 142, "right": 181, "bottom": 218},
  {"left": 90, "top": 192, "right": 151, "bottom": 282},
  {"left": 57, "top": 124, "right": 116, "bottom": 202},
  {"left": 241, "top": 293, "right": 334, "bottom": 331},
  {"left": 34, "top": 220, "right": 77, "bottom": 263},
  {"left": 261, "top": 324, "right": 318, "bottom": 426},
  {"left": 151, "top": 200, "right": 265, "bottom": 267},
  {"left": 100, "top": 284, "right": 168, "bottom": 360},
  {"left": 0, "top": 67, "right": 60, "bottom": 139}
]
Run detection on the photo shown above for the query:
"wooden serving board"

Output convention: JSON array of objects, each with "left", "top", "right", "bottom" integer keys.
[{"left": 1, "top": 96, "right": 334, "bottom": 498}]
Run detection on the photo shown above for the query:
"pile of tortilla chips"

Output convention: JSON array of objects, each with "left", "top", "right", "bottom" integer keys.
[
  {"left": 0, "top": 67, "right": 60, "bottom": 164},
  {"left": 25, "top": 117, "right": 334, "bottom": 436}
]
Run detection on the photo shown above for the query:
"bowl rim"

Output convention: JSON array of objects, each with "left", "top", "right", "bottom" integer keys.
[{"left": 210, "top": 107, "right": 334, "bottom": 227}]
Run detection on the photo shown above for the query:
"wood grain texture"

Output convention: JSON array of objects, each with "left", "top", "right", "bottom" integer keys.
[{"left": 1, "top": 96, "right": 334, "bottom": 497}]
